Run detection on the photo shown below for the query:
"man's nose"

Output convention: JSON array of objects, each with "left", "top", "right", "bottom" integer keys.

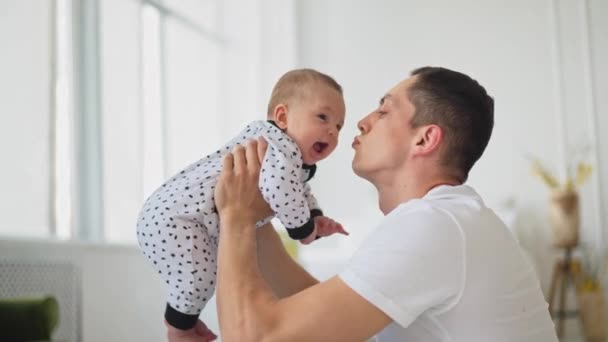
[
  {"left": 356, "top": 123, "right": 364, "bottom": 135},
  {"left": 357, "top": 114, "right": 372, "bottom": 134}
]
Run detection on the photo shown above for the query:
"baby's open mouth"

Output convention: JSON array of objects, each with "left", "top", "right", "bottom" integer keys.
[{"left": 313, "top": 142, "right": 328, "bottom": 153}]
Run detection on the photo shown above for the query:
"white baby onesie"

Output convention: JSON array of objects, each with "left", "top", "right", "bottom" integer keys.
[{"left": 136, "top": 120, "right": 323, "bottom": 329}]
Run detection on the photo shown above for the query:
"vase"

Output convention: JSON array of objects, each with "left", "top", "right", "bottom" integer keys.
[
  {"left": 578, "top": 289, "right": 607, "bottom": 342},
  {"left": 549, "top": 189, "right": 579, "bottom": 248}
]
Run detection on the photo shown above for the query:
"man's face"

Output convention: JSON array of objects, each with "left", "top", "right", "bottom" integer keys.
[{"left": 351, "top": 77, "right": 418, "bottom": 180}]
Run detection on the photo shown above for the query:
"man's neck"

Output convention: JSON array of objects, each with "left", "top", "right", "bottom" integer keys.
[{"left": 373, "top": 171, "right": 460, "bottom": 215}]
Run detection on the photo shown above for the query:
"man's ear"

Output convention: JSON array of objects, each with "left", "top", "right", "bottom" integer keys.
[
  {"left": 413, "top": 124, "right": 442, "bottom": 156},
  {"left": 272, "top": 104, "right": 289, "bottom": 130}
]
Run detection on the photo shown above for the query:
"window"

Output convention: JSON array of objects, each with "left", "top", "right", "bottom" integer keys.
[
  {"left": 1, "top": 0, "right": 296, "bottom": 243},
  {"left": 54, "top": 0, "right": 76, "bottom": 240},
  {"left": 99, "top": 0, "right": 223, "bottom": 243}
]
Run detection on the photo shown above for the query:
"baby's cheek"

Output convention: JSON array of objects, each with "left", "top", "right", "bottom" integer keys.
[{"left": 329, "top": 142, "right": 338, "bottom": 154}]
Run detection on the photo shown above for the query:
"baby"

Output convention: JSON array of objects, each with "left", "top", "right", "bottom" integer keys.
[{"left": 136, "top": 68, "right": 347, "bottom": 331}]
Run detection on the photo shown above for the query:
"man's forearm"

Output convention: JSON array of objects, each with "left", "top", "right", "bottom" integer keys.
[
  {"left": 216, "top": 214, "right": 279, "bottom": 341},
  {"left": 219, "top": 217, "right": 384, "bottom": 342},
  {"left": 256, "top": 223, "right": 319, "bottom": 298}
]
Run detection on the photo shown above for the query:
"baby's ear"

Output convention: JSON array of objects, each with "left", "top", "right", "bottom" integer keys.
[{"left": 273, "top": 104, "right": 289, "bottom": 129}]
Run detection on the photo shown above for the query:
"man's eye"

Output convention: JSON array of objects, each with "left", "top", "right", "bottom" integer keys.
[{"left": 318, "top": 114, "right": 328, "bottom": 121}]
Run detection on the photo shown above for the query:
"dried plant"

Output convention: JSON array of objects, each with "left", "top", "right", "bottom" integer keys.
[
  {"left": 528, "top": 146, "right": 593, "bottom": 191},
  {"left": 528, "top": 147, "right": 604, "bottom": 291},
  {"left": 576, "top": 243, "right": 608, "bottom": 292}
]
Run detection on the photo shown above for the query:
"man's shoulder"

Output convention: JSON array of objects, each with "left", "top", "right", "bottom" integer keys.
[
  {"left": 386, "top": 184, "right": 492, "bottom": 228},
  {"left": 370, "top": 201, "right": 464, "bottom": 253}
]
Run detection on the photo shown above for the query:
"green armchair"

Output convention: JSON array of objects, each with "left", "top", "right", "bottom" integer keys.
[{"left": 0, "top": 295, "right": 59, "bottom": 342}]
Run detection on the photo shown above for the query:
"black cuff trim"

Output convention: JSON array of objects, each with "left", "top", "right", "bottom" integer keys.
[
  {"left": 165, "top": 303, "right": 199, "bottom": 330},
  {"left": 302, "top": 164, "right": 317, "bottom": 182},
  {"left": 287, "top": 217, "right": 315, "bottom": 240},
  {"left": 267, "top": 119, "right": 280, "bottom": 129},
  {"left": 310, "top": 209, "right": 323, "bottom": 218}
]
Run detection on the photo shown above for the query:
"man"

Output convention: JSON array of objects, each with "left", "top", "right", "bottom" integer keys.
[{"left": 211, "top": 67, "right": 558, "bottom": 341}]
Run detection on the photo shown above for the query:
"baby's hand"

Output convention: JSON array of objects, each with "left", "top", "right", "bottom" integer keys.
[{"left": 300, "top": 216, "right": 348, "bottom": 245}]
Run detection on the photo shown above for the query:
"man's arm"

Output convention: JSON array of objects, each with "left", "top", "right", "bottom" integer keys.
[
  {"left": 214, "top": 141, "right": 392, "bottom": 342},
  {"left": 219, "top": 213, "right": 390, "bottom": 342},
  {"left": 256, "top": 223, "right": 319, "bottom": 298}
]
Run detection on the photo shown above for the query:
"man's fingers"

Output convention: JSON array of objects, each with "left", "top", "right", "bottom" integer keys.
[
  {"left": 245, "top": 140, "right": 260, "bottom": 171},
  {"left": 257, "top": 137, "right": 268, "bottom": 163},
  {"left": 232, "top": 144, "right": 246, "bottom": 170},
  {"left": 222, "top": 152, "right": 234, "bottom": 173}
]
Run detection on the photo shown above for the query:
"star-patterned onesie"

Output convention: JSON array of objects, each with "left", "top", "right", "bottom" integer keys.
[{"left": 136, "top": 120, "right": 323, "bottom": 329}]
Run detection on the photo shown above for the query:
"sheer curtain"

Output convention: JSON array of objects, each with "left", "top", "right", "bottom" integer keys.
[
  {"left": 0, "top": 0, "right": 53, "bottom": 238},
  {"left": 0, "top": 0, "right": 298, "bottom": 244}
]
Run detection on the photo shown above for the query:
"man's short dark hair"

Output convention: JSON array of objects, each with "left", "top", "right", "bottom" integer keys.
[{"left": 408, "top": 66, "right": 494, "bottom": 182}]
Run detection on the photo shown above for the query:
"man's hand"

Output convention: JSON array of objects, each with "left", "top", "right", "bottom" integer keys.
[
  {"left": 300, "top": 216, "right": 349, "bottom": 245},
  {"left": 214, "top": 138, "right": 272, "bottom": 226},
  {"left": 165, "top": 319, "right": 217, "bottom": 342}
]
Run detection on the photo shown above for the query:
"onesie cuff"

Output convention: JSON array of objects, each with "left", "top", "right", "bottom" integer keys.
[
  {"left": 165, "top": 303, "right": 199, "bottom": 330},
  {"left": 310, "top": 209, "right": 323, "bottom": 218},
  {"left": 287, "top": 217, "right": 315, "bottom": 240}
]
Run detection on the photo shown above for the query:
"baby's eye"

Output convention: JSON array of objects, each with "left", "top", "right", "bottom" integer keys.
[
  {"left": 378, "top": 110, "right": 388, "bottom": 117},
  {"left": 317, "top": 114, "right": 328, "bottom": 121}
]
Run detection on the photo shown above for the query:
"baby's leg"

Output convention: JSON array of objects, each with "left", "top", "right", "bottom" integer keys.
[{"left": 137, "top": 216, "right": 218, "bottom": 317}]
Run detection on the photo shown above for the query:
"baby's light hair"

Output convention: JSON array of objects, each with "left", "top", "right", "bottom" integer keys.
[{"left": 266, "top": 69, "right": 342, "bottom": 119}]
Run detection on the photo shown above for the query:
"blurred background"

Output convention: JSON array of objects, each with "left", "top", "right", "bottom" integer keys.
[{"left": 0, "top": 0, "right": 606, "bottom": 341}]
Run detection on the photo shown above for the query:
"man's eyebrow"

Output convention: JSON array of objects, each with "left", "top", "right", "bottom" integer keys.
[{"left": 379, "top": 94, "right": 392, "bottom": 105}]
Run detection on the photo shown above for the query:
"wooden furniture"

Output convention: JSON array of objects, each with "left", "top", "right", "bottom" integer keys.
[{"left": 548, "top": 248, "right": 580, "bottom": 339}]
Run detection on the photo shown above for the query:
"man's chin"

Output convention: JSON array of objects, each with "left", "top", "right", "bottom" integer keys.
[{"left": 351, "top": 161, "right": 366, "bottom": 178}]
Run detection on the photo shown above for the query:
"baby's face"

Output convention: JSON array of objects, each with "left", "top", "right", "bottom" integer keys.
[{"left": 278, "top": 84, "right": 345, "bottom": 164}]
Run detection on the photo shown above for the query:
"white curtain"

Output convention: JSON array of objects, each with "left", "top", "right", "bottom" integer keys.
[{"left": 0, "top": 0, "right": 52, "bottom": 238}]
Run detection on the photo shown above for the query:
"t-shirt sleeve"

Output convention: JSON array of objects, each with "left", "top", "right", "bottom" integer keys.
[{"left": 339, "top": 204, "right": 465, "bottom": 329}]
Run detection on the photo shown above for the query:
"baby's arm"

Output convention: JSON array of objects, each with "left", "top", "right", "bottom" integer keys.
[
  {"left": 303, "top": 182, "right": 324, "bottom": 219},
  {"left": 259, "top": 143, "right": 315, "bottom": 240},
  {"left": 299, "top": 181, "right": 348, "bottom": 245}
]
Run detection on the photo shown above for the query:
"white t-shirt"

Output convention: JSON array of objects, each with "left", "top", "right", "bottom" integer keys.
[{"left": 339, "top": 185, "right": 558, "bottom": 342}]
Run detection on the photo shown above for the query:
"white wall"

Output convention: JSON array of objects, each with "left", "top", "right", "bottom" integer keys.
[{"left": 294, "top": 0, "right": 608, "bottom": 292}]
